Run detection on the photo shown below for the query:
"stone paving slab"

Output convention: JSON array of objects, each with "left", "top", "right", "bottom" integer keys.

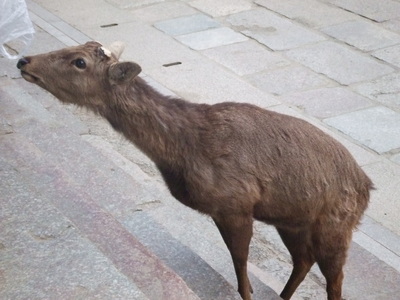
[
  {"left": 321, "top": 20, "right": 400, "bottom": 51},
  {"left": 280, "top": 87, "right": 373, "bottom": 119},
  {"left": 82, "top": 20, "right": 202, "bottom": 73},
  {"left": 28, "top": 1, "right": 90, "bottom": 45},
  {"left": 149, "top": 57, "right": 280, "bottom": 106},
  {"left": 324, "top": 106, "right": 400, "bottom": 154},
  {"left": 383, "top": 18, "right": 400, "bottom": 34},
  {"left": 247, "top": 65, "right": 334, "bottom": 96},
  {"left": 29, "top": 0, "right": 136, "bottom": 29},
  {"left": 201, "top": 40, "right": 290, "bottom": 76},
  {"left": 0, "top": 76, "right": 88, "bottom": 135},
  {"left": 0, "top": 130, "right": 199, "bottom": 300},
  {"left": 285, "top": 41, "right": 395, "bottom": 85},
  {"left": 105, "top": 0, "right": 163, "bottom": 10},
  {"left": 353, "top": 72, "right": 400, "bottom": 110},
  {"left": 322, "top": 0, "right": 400, "bottom": 22},
  {"left": 344, "top": 241, "right": 400, "bottom": 300},
  {"left": 126, "top": 212, "right": 245, "bottom": 300},
  {"left": 189, "top": 0, "right": 254, "bottom": 17},
  {"left": 0, "top": 165, "right": 148, "bottom": 300},
  {"left": 154, "top": 14, "right": 221, "bottom": 36},
  {"left": 363, "top": 160, "right": 400, "bottom": 235},
  {"left": 357, "top": 215, "right": 400, "bottom": 268},
  {"left": 255, "top": 0, "right": 358, "bottom": 28},
  {"left": 225, "top": 8, "right": 325, "bottom": 50},
  {"left": 176, "top": 27, "right": 248, "bottom": 50},
  {"left": 130, "top": 1, "right": 197, "bottom": 23},
  {"left": 373, "top": 44, "right": 400, "bottom": 69}
]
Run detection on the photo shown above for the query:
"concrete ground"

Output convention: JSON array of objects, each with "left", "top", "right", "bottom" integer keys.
[{"left": 1, "top": 0, "right": 400, "bottom": 299}]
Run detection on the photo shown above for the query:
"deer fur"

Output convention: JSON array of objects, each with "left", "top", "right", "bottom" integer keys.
[{"left": 17, "top": 41, "right": 373, "bottom": 300}]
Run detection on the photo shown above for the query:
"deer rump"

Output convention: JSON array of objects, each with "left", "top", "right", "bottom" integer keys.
[{"left": 17, "top": 41, "right": 373, "bottom": 300}]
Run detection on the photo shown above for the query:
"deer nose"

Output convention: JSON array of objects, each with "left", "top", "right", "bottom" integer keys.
[{"left": 17, "top": 57, "right": 30, "bottom": 69}]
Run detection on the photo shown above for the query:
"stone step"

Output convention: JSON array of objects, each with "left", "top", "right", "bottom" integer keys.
[
  {"left": 3, "top": 57, "right": 400, "bottom": 299},
  {"left": 1, "top": 129, "right": 203, "bottom": 299},
  {"left": 0, "top": 77, "right": 243, "bottom": 299}
]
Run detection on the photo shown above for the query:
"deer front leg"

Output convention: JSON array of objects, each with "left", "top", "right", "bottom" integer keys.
[{"left": 213, "top": 215, "right": 253, "bottom": 300}]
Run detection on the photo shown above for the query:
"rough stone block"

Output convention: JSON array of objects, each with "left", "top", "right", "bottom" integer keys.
[
  {"left": 255, "top": 0, "right": 357, "bottom": 28},
  {"left": 176, "top": 27, "right": 248, "bottom": 50},
  {"left": 29, "top": 0, "right": 138, "bottom": 28},
  {"left": 322, "top": 20, "right": 400, "bottom": 51},
  {"left": 363, "top": 159, "right": 400, "bottom": 235},
  {"left": 189, "top": 0, "right": 253, "bottom": 17},
  {"left": 246, "top": 66, "right": 333, "bottom": 96},
  {"left": 201, "top": 40, "right": 290, "bottom": 76},
  {"left": 285, "top": 41, "right": 394, "bottom": 85},
  {"left": 130, "top": 2, "right": 197, "bottom": 23},
  {"left": 323, "top": 0, "right": 400, "bottom": 22},
  {"left": 225, "top": 8, "right": 325, "bottom": 50},
  {"left": 105, "top": 0, "right": 163, "bottom": 9},
  {"left": 280, "top": 87, "right": 373, "bottom": 119},
  {"left": 353, "top": 73, "right": 400, "bottom": 110},
  {"left": 149, "top": 58, "right": 280, "bottom": 107},
  {"left": 154, "top": 14, "right": 220, "bottom": 36},
  {"left": 373, "top": 45, "right": 400, "bottom": 68},
  {"left": 324, "top": 106, "right": 400, "bottom": 154},
  {"left": 382, "top": 18, "right": 400, "bottom": 34}
]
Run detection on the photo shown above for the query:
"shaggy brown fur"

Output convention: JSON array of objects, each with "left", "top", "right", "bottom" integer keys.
[{"left": 18, "top": 41, "right": 373, "bottom": 300}]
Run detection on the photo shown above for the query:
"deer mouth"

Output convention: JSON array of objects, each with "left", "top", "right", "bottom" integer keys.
[{"left": 20, "top": 70, "right": 40, "bottom": 83}]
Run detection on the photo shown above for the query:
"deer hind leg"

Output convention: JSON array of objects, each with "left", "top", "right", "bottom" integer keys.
[
  {"left": 277, "top": 228, "right": 315, "bottom": 300},
  {"left": 213, "top": 215, "right": 253, "bottom": 300},
  {"left": 315, "top": 228, "right": 352, "bottom": 300}
]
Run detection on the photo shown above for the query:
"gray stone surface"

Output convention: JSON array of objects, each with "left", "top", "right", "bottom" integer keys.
[
  {"left": 84, "top": 21, "right": 200, "bottom": 71},
  {"left": 285, "top": 41, "right": 394, "bottom": 85},
  {"left": 322, "top": 20, "right": 400, "bottom": 51},
  {"left": 256, "top": 0, "right": 358, "bottom": 28},
  {"left": 373, "top": 44, "right": 400, "bottom": 68},
  {"left": 363, "top": 159, "right": 400, "bottom": 235},
  {"left": 201, "top": 40, "right": 290, "bottom": 76},
  {"left": 29, "top": 0, "right": 136, "bottom": 28},
  {"left": 344, "top": 242, "right": 400, "bottom": 300},
  {"left": 324, "top": 106, "right": 400, "bottom": 154},
  {"left": 247, "top": 65, "right": 333, "bottom": 95},
  {"left": 280, "top": 87, "right": 373, "bottom": 119},
  {"left": 226, "top": 8, "right": 325, "bottom": 50},
  {"left": 359, "top": 216, "right": 400, "bottom": 262},
  {"left": 3, "top": 0, "right": 400, "bottom": 299},
  {"left": 150, "top": 57, "right": 280, "bottom": 106},
  {"left": 322, "top": 0, "right": 400, "bottom": 22},
  {"left": 383, "top": 18, "right": 400, "bottom": 34},
  {"left": 176, "top": 27, "right": 248, "bottom": 50},
  {"left": 105, "top": 0, "right": 163, "bottom": 9},
  {"left": 125, "top": 212, "right": 245, "bottom": 300},
  {"left": 353, "top": 73, "right": 400, "bottom": 110},
  {"left": 189, "top": 0, "right": 253, "bottom": 17},
  {"left": 0, "top": 136, "right": 149, "bottom": 300},
  {"left": 154, "top": 14, "right": 220, "bottom": 36},
  {"left": 130, "top": 1, "right": 197, "bottom": 23}
]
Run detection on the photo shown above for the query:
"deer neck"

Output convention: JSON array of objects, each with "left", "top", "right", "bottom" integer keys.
[{"left": 101, "top": 77, "right": 204, "bottom": 167}]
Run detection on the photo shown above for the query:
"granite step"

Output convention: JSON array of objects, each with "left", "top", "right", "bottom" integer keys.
[{"left": 0, "top": 76, "right": 246, "bottom": 299}]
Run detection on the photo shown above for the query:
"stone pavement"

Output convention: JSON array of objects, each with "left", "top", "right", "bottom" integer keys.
[{"left": 1, "top": 0, "right": 400, "bottom": 299}]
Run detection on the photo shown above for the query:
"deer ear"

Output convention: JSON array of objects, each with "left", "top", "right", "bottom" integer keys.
[{"left": 108, "top": 62, "right": 141, "bottom": 85}]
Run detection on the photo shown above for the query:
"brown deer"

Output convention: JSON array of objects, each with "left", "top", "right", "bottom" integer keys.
[{"left": 17, "top": 41, "right": 373, "bottom": 300}]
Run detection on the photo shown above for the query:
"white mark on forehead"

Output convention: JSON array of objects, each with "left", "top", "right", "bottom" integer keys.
[{"left": 100, "top": 46, "right": 112, "bottom": 58}]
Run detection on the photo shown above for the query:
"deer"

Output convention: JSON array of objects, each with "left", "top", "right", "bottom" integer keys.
[{"left": 17, "top": 41, "right": 373, "bottom": 300}]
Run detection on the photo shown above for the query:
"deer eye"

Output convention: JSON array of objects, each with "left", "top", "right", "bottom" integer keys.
[{"left": 74, "top": 58, "right": 86, "bottom": 69}]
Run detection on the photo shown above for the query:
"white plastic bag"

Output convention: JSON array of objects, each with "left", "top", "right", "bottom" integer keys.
[{"left": 0, "top": 0, "right": 35, "bottom": 59}]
